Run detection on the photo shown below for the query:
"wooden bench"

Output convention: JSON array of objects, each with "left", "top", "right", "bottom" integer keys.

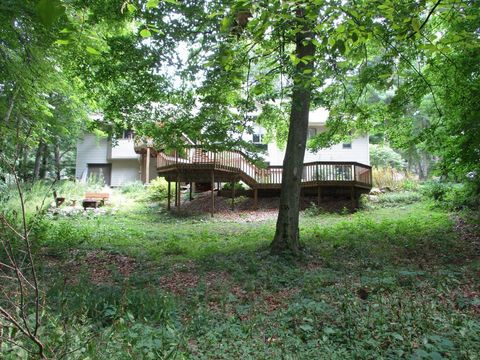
[{"left": 82, "top": 192, "right": 110, "bottom": 210}]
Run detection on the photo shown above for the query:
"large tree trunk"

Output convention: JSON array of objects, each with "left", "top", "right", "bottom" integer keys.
[
  {"left": 271, "top": 9, "right": 316, "bottom": 255},
  {"left": 33, "top": 141, "right": 45, "bottom": 180},
  {"left": 54, "top": 141, "right": 61, "bottom": 180},
  {"left": 39, "top": 143, "right": 48, "bottom": 179}
]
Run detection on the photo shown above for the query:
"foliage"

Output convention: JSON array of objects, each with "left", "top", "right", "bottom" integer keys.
[
  {"left": 222, "top": 182, "right": 245, "bottom": 191},
  {"left": 370, "top": 144, "right": 405, "bottom": 169},
  {"left": 2, "top": 188, "right": 480, "bottom": 358},
  {"left": 362, "top": 191, "right": 423, "bottom": 210},
  {"left": 422, "top": 180, "right": 480, "bottom": 210},
  {"left": 372, "top": 167, "right": 417, "bottom": 191},
  {"left": 120, "top": 181, "right": 146, "bottom": 195},
  {"left": 147, "top": 177, "right": 175, "bottom": 202}
]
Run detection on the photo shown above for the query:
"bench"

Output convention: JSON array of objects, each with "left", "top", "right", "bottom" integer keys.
[{"left": 82, "top": 192, "right": 110, "bottom": 210}]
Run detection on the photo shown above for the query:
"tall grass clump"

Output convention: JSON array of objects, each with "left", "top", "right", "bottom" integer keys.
[{"left": 372, "top": 167, "right": 418, "bottom": 191}]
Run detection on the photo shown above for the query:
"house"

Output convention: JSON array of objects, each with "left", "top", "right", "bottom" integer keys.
[
  {"left": 76, "top": 109, "right": 371, "bottom": 209},
  {"left": 245, "top": 108, "right": 370, "bottom": 166},
  {"left": 75, "top": 130, "right": 157, "bottom": 187}
]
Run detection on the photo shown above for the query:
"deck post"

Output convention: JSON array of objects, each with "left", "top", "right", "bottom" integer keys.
[
  {"left": 145, "top": 147, "right": 151, "bottom": 184},
  {"left": 317, "top": 186, "right": 322, "bottom": 206},
  {"left": 231, "top": 178, "right": 236, "bottom": 211},
  {"left": 175, "top": 180, "right": 180, "bottom": 207},
  {"left": 253, "top": 188, "right": 258, "bottom": 210},
  {"left": 350, "top": 186, "right": 355, "bottom": 211},
  {"left": 167, "top": 181, "right": 171, "bottom": 211},
  {"left": 211, "top": 170, "right": 215, "bottom": 217},
  {"left": 189, "top": 182, "right": 193, "bottom": 201}
]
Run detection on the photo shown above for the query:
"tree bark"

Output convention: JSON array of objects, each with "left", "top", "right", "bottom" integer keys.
[
  {"left": 40, "top": 143, "right": 48, "bottom": 179},
  {"left": 54, "top": 141, "right": 61, "bottom": 180},
  {"left": 271, "top": 9, "right": 316, "bottom": 255},
  {"left": 33, "top": 142, "right": 45, "bottom": 180},
  {"left": 4, "top": 86, "right": 18, "bottom": 125}
]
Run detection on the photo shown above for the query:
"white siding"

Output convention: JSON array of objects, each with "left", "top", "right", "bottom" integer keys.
[
  {"left": 266, "top": 134, "right": 370, "bottom": 166},
  {"left": 75, "top": 134, "right": 109, "bottom": 179},
  {"left": 111, "top": 160, "right": 141, "bottom": 186},
  {"left": 108, "top": 139, "right": 140, "bottom": 160}
]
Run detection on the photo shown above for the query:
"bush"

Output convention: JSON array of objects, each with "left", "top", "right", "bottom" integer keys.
[
  {"left": 421, "top": 180, "right": 480, "bottom": 210},
  {"left": 222, "top": 182, "right": 245, "bottom": 191},
  {"left": 370, "top": 145, "right": 405, "bottom": 169},
  {"left": 147, "top": 177, "right": 175, "bottom": 201}
]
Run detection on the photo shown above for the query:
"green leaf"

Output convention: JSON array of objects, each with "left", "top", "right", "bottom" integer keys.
[
  {"left": 289, "top": 53, "right": 300, "bottom": 66},
  {"left": 335, "top": 39, "right": 346, "bottom": 55},
  {"left": 86, "top": 46, "right": 101, "bottom": 55},
  {"left": 55, "top": 39, "right": 70, "bottom": 45},
  {"left": 140, "top": 29, "right": 152, "bottom": 38},
  {"left": 127, "top": 3, "right": 137, "bottom": 13},
  {"left": 36, "top": 0, "right": 65, "bottom": 27},
  {"left": 146, "top": 0, "right": 159, "bottom": 9},
  {"left": 164, "top": 0, "right": 181, "bottom": 5},
  {"left": 412, "top": 18, "right": 420, "bottom": 33}
]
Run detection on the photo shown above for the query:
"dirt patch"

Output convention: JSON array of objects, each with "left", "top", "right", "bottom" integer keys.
[
  {"left": 160, "top": 262, "right": 231, "bottom": 296},
  {"left": 42, "top": 249, "right": 138, "bottom": 286},
  {"left": 172, "top": 191, "right": 354, "bottom": 222},
  {"left": 453, "top": 216, "right": 480, "bottom": 258},
  {"left": 262, "top": 287, "right": 300, "bottom": 312}
]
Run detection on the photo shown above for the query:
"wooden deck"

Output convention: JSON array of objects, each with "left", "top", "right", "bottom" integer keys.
[{"left": 156, "top": 147, "right": 372, "bottom": 215}]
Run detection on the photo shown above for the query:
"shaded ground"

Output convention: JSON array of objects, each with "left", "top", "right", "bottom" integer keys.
[
  {"left": 171, "top": 190, "right": 355, "bottom": 221},
  {"left": 23, "top": 196, "right": 480, "bottom": 358}
]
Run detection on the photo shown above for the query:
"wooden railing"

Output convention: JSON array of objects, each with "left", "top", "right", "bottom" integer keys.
[{"left": 157, "top": 147, "right": 372, "bottom": 187}]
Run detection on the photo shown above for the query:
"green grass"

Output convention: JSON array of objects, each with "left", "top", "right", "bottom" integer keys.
[{"left": 2, "top": 185, "right": 480, "bottom": 359}]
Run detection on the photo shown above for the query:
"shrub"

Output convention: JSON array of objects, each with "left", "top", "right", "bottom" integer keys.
[
  {"left": 222, "top": 182, "right": 245, "bottom": 191},
  {"left": 370, "top": 145, "right": 405, "bottom": 169},
  {"left": 147, "top": 177, "right": 175, "bottom": 201},
  {"left": 421, "top": 180, "right": 480, "bottom": 210}
]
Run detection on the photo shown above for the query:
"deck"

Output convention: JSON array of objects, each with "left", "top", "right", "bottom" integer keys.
[{"left": 156, "top": 147, "right": 372, "bottom": 214}]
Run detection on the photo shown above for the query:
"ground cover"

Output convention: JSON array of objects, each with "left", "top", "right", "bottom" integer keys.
[{"left": 2, "top": 185, "right": 480, "bottom": 359}]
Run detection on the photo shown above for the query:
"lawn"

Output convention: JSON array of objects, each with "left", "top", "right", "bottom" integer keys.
[{"left": 4, "top": 188, "right": 480, "bottom": 359}]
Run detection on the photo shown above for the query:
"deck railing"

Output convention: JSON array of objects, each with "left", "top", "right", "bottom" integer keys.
[{"left": 157, "top": 147, "right": 372, "bottom": 187}]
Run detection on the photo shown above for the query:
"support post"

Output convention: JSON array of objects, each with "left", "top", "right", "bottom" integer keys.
[
  {"left": 350, "top": 186, "right": 355, "bottom": 211},
  {"left": 211, "top": 170, "right": 215, "bottom": 217},
  {"left": 145, "top": 147, "right": 151, "bottom": 184},
  {"left": 189, "top": 182, "right": 193, "bottom": 201},
  {"left": 253, "top": 188, "right": 258, "bottom": 210},
  {"left": 167, "top": 181, "right": 171, "bottom": 211},
  {"left": 231, "top": 179, "right": 236, "bottom": 211},
  {"left": 175, "top": 179, "right": 179, "bottom": 207}
]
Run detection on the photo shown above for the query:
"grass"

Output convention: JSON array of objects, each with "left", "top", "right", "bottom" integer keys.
[{"left": 2, "top": 183, "right": 480, "bottom": 359}]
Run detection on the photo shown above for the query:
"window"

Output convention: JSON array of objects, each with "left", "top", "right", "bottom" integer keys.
[
  {"left": 308, "top": 127, "right": 317, "bottom": 139},
  {"left": 342, "top": 142, "right": 352, "bottom": 149},
  {"left": 252, "top": 133, "right": 263, "bottom": 144},
  {"left": 122, "top": 129, "right": 134, "bottom": 140}
]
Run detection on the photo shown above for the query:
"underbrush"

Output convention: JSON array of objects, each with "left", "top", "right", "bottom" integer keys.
[
  {"left": 372, "top": 167, "right": 418, "bottom": 191},
  {"left": 361, "top": 191, "right": 423, "bottom": 209},
  {"left": 422, "top": 180, "right": 480, "bottom": 210},
  {"left": 2, "top": 184, "right": 480, "bottom": 359}
]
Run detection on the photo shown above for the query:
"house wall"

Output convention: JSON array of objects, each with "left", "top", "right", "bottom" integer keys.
[
  {"left": 107, "top": 139, "right": 140, "bottom": 160},
  {"left": 76, "top": 134, "right": 143, "bottom": 186},
  {"left": 111, "top": 160, "right": 141, "bottom": 187},
  {"left": 75, "top": 134, "right": 109, "bottom": 180},
  {"left": 266, "top": 133, "right": 370, "bottom": 166}
]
